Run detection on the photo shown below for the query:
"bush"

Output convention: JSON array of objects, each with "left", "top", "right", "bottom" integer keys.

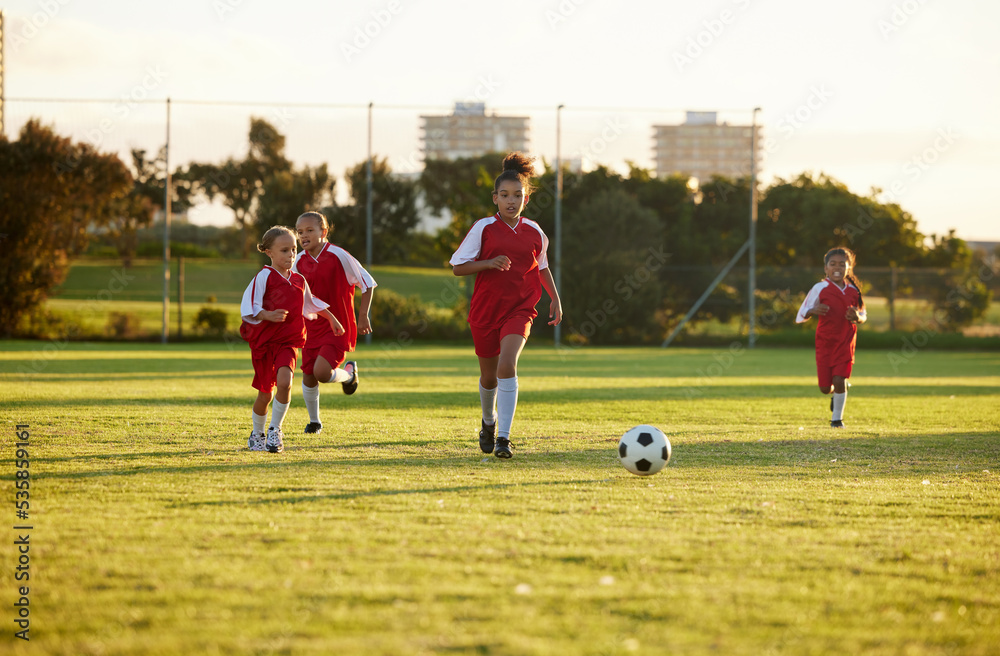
[
  {"left": 193, "top": 307, "right": 228, "bottom": 336},
  {"left": 136, "top": 241, "right": 222, "bottom": 258},
  {"left": 370, "top": 289, "right": 467, "bottom": 341},
  {"left": 105, "top": 312, "right": 143, "bottom": 339}
]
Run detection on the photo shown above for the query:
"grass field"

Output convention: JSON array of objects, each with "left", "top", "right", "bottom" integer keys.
[{"left": 1, "top": 342, "right": 998, "bottom": 655}]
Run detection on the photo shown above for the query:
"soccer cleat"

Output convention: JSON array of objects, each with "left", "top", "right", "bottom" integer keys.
[
  {"left": 304, "top": 422, "right": 323, "bottom": 434},
  {"left": 248, "top": 431, "right": 267, "bottom": 452},
  {"left": 342, "top": 361, "right": 359, "bottom": 395},
  {"left": 479, "top": 418, "right": 497, "bottom": 454},
  {"left": 494, "top": 437, "right": 513, "bottom": 459},
  {"left": 266, "top": 426, "right": 285, "bottom": 453},
  {"left": 830, "top": 420, "right": 845, "bottom": 429}
]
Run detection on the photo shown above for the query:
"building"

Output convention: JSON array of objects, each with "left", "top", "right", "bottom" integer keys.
[
  {"left": 652, "top": 111, "right": 762, "bottom": 183},
  {"left": 420, "top": 102, "right": 529, "bottom": 160}
]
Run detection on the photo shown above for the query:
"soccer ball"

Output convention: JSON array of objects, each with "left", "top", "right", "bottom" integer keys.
[{"left": 617, "top": 425, "right": 671, "bottom": 476}]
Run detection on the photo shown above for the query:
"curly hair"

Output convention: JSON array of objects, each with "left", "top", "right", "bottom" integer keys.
[{"left": 493, "top": 151, "right": 536, "bottom": 195}]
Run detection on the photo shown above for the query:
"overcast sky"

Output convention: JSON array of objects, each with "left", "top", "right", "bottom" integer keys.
[{"left": 3, "top": 0, "right": 999, "bottom": 242}]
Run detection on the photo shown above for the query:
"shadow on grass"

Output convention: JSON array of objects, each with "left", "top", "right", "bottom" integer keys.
[
  {"left": 36, "top": 431, "right": 1000, "bottom": 498},
  {"left": 7, "top": 382, "right": 999, "bottom": 413}
]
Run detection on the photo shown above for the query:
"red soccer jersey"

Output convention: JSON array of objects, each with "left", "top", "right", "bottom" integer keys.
[
  {"left": 293, "top": 243, "right": 376, "bottom": 353},
  {"left": 239, "top": 267, "right": 328, "bottom": 352},
  {"left": 796, "top": 279, "right": 864, "bottom": 365},
  {"left": 450, "top": 214, "right": 550, "bottom": 329}
]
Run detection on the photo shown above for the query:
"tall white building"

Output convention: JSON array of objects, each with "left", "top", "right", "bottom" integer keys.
[
  {"left": 653, "top": 111, "right": 762, "bottom": 183},
  {"left": 420, "top": 102, "right": 530, "bottom": 160}
]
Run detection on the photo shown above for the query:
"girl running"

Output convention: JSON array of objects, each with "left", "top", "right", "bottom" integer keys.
[
  {"left": 293, "top": 211, "right": 377, "bottom": 435},
  {"left": 795, "top": 247, "right": 867, "bottom": 428},
  {"left": 240, "top": 226, "right": 344, "bottom": 453},
  {"left": 449, "top": 152, "right": 563, "bottom": 458}
]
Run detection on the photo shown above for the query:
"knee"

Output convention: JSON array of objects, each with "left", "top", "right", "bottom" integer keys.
[
  {"left": 480, "top": 374, "right": 498, "bottom": 389},
  {"left": 819, "top": 385, "right": 832, "bottom": 394}
]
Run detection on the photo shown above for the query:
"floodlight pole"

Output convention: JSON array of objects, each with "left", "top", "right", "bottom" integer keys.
[
  {"left": 747, "top": 107, "right": 760, "bottom": 349},
  {"left": 554, "top": 104, "right": 564, "bottom": 347},
  {"left": 161, "top": 97, "right": 172, "bottom": 344},
  {"left": 365, "top": 102, "right": 373, "bottom": 345}
]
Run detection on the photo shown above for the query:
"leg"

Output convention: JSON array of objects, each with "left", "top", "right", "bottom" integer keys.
[
  {"left": 495, "top": 334, "right": 526, "bottom": 458},
  {"left": 253, "top": 389, "right": 273, "bottom": 416},
  {"left": 478, "top": 354, "right": 499, "bottom": 390},
  {"left": 274, "top": 366, "right": 293, "bottom": 404}
]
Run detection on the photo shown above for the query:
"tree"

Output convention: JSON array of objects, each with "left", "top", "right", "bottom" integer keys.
[
  {"left": 420, "top": 153, "right": 503, "bottom": 261},
  {"left": 107, "top": 147, "right": 194, "bottom": 267},
  {"left": 339, "top": 157, "right": 420, "bottom": 264},
  {"left": 0, "top": 120, "right": 132, "bottom": 335},
  {"left": 182, "top": 117, "right": 300, "bottom": 257}
]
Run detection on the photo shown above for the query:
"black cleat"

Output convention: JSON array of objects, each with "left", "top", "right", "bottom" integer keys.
[
  {"left": 479, "top": 419, "right": 497, "bottom": 454},
  {"left": 342, "top": 361, "right": 358, "bottom": 395},
  {"left": 304, "top": 422, "right": 323, "bottom": 434},
  {"left": 494, "top": 437, "right": 513, "bottom": 459},
  {"left": 830, "top": 420, "right": 845, "bottom": 428}
]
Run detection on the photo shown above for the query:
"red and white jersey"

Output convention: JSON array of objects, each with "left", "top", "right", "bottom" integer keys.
[
  {"left": 239, "top": 266, "right": 329, "bottom": 351},
  {"left": 796, "top": 278, "right": 865, "bottom": 358},
  {"left": 293, "top": 243, "right": 376, "bottom": 352},
  {"left": 450, "top": 213, "right": 549, "bottom": 328}
]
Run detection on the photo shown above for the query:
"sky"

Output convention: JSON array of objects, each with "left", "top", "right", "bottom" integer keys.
[{"left": 3, "top": 0, "right": 1000, "bottom": 242}]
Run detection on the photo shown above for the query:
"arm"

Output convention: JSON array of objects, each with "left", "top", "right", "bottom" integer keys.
[
  {"left": 846, "top": 306, "right": 867, "bottom": 324},
  {"left": 317, "top": 308, "right": 345, "bottom": 336},
  {"left": 795, "top": 283, "right": 826, "bottom": 323},
  {"left": 539, "top": 267, "right": 563, "bottom": 326},
  {"left": 356, "top": 288, "right": 374, "bottom": 335},
  {"left": 254, "top": 308, "right": 289, "bottom": 322},
  {"left": 453, "top": 256, "right": 511, "bottom": 277}
]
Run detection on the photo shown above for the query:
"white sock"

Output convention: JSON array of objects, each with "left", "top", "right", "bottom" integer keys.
[
  {"left": 252, "top": 411, "right": 267, "bottom": 435},
  {"left": 325, "top": 368, "right": 352, "bottom": 384},
  {"left": 270, "top": 399, "right": 290, "bottom": 429},
  {"left": 480, "top": 382, "right": 497, "bottom": 425},
  {"left": 302, "top": 383, "right": 320, "bottom": 423},
  {"left": 832, "top": 391, "right": 847, "bottom": 421},
  {"left": 497, "top": 376, "right": 518, "bottom": 438}
]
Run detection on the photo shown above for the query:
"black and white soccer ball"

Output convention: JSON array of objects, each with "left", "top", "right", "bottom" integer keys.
[{"left": 617, "top": 425, "right": 671, "bottom": 476}]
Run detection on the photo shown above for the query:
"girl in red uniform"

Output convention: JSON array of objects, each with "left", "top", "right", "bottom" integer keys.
[
  {"left": 449, "top": 152, "right": 563, "bottom": 458},
  {"left": 795, "top": 247, "right": 867, "bottom": 428},
  {"left": 293, "top": 211, "right": 377, "bottom": 434},
  {"left": 240, "top": 226, "right": 344, "bottom": 453}
]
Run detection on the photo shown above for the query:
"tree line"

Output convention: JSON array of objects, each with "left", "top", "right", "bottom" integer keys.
[{"left": 1, "top": 118, "right": 993, "bottom": 339}]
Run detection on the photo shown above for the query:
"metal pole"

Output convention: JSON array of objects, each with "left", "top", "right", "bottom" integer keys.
[
  {"left": 177, "top": 255, "right": 184, "bottom": 339},
  {"left": 365, "top": 102, "right": 373, "bottom": 345},
  {"left": 747, "top": 107, "right": 760, "bottom": 349},
  {"left": 0, "top": 10, "right": 6, "bottom": 139},
  {"left": 662, "top": 239, "right": 752, "bottom": 348},
  {"left": 554, "top": 104, "right": 564, "bottom": 347},
  {"left": 161, "top": 97, "right": 171, "bottom": 344}
]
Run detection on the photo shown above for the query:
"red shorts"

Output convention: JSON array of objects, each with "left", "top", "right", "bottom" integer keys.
[
  {"left": 301, "top": 343, "right": 347, "bottom": 376},
  {"left": 251, "top": 345, "right": 297, "bottom": 393},
  {"left": 816, "top": 357, "right": 853, "bottom": 390},
  {"left": 471, "top": 315, "right": 533, "bottom": 358}
]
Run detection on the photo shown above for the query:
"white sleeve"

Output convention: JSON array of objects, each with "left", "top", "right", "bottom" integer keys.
[
  {"left": 795, "top": 282, "right": 825, "bottom": 324},
  {"left": 240, "top": 269, "right": 271, "bottom": 325},
  {"left": 331, "top": 246, "right": 377, "bottom": 292},
  {"left": 523, "top": 220, "right": 550, "bottom": 270},
  {"left": 291, "top": 251, "right": 305, "bottom": 275},
  {"left": 449, "top": 218, "right": 490, "bottom": 266},
  {"left": 301, "top": 279, "right": 329, "bottom": 318}
]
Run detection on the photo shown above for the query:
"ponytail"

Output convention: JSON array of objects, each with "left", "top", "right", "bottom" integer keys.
[
  {"left": 846, "top": 273, "right": 865, "bottom": 310},
  {"left": 494, "top": 151, "right": 536, "bottom": 194}
]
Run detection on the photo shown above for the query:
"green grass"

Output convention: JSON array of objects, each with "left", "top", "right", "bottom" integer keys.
[
  {"left": 1, "top": 343, "right": 998, "bottom": 655},
  {"left": 55, "top": 259, "right": 461, "bottom": 305}
]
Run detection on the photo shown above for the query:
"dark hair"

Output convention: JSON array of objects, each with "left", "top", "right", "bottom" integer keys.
[
  {"left": 296, "top": 211, "right": 329, "bottom": 232},
  {"left": 256, "top": 226, "right": 295, "bottom": 254},
  {"left": 493, "top": 152, "right": 535, "bottom": 195},
  {"left": 824, "top": 247, "right": 865, "bottom": 310}
]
